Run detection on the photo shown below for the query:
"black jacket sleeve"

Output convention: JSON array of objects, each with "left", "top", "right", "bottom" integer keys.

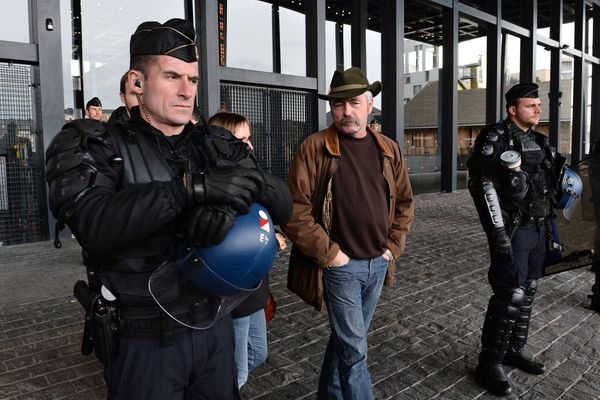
[
  {"left": 257, "top": 173, "right": 292, "bottom": 226},
  {"left": 467, "top": 124, "right": 507, "bottom": 232},
  {"left": 48, "top": 124, "right": 186, "bottom": 256}
]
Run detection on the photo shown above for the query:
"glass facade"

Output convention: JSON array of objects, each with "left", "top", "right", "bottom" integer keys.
[
  {"left": 280, "top": 7, "right": 306, "bottom": 76},
  {"left": 563, "top": 2, "right": 576, "bottom": 49},
  {"left": 71, "top": 0, "right": 185, "bottom": 119},
  {"left": 226, "top": 0, "right": 273, "bottom": 72},
  {"left": 505, "top": 34, "right": 521, "bottom": 85},
  {"left": 561, "top": 54, "right": 575, "bottom": 156},
  {"left": 0, "top": 2, "right": 30, "bottom": 43},
  {"left": 2, "top": 0, "right": 600, "bottom": 243},
  {"left": 325, "top": 20, "right": 336, "bottom": 85},
  {"left": 403, "top": 2, "right": 442, "bottom": 181},
  {"left": 585, "top": 62, "right": 592, "bottom": 154},
  {"left": 366, "top": 29, "right": 381, "bottom": 110},
  {"left": 457, "top": 16, "right": 487, "bottom": 175}
]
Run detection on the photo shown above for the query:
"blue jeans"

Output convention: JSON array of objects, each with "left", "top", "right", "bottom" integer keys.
[
  {"left": 232, "top": 309, "right": 268, "bottom": 388},
  {"left": 317, "top": 255, "right": 388, "bottom": 400}
]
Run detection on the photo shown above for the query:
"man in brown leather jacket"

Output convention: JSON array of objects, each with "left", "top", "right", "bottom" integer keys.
[{"left": 282, "top": 67, "right": 414, "bottom": 400}]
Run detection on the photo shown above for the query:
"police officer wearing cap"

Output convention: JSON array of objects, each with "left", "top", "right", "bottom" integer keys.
[
  {"left": 590, "top": 138, "right": 600, "bottom": 311},
  {"left": 85, "top": 96, "right": 103, "bottom": 120},
  {"left": 46, "top": 19, "right": 291, "bottom": 399},
  {"left": 467, "top": 83, "right": 562, "bottom": 396}
]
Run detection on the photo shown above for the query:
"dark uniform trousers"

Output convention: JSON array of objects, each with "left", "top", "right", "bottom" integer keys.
[
  {"left": 105, "top": 315, "right": 239, "bottom": 400},
  {"left": 489, "top": 220, "right": 546, "bottom": 292}
]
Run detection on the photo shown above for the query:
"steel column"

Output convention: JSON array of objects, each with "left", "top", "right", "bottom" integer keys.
[
  {"left": 548, "top": 0, "right": 563, "bottom": 148},
  {"left": 272, "top": 3, "right": 281, "bottom": 74},
  {"left": 571, "top": 0, "right": 586, "bottom": 161},
  {"left": 335, "top": 22, "right": 344, "bottom": 71},
  {"left": 591, "top": 4, "right": 600, "bottom": 149},
  {"left": 197, "top": 0, "right": 221, "bottom": 117},
  {"left": 381, "top": 0, "right": 404, "bottom": 147},
  {"left": 305, "top": 0, "right": 327, "bottom": 130},
  {"left": 351, "top": 0, "right": 367, "bottom": 71},
  {"left": 486, "top": 0, "right": 502, "bottom": 124},
  {"left": 440, "top": 1, "right": 458, "bottom": 192},
  {"left": 520, "top": 0, "right": 537, "bottom": 82}
]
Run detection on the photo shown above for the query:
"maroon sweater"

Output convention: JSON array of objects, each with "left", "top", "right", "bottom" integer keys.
[{"left": 330, "top": 133, "right": 389, "bottom": 259}]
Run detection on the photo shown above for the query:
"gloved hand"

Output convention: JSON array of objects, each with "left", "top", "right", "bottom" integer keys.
[
  {"left": 183, "top": 204, "right": 236, "bottom": 247},
  {"left": 187, "top": 166, "right": 264, "bottom": 214},
  {"left": 487, "top": 227, "right": 512, "bottom": 263}
]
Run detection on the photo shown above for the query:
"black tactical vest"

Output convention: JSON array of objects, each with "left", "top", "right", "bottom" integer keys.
[
  {"left": 93, "top": 122, "right": 193, "bottom": 306},
  {"left": 507, "top": 124, "right": 552, "bottom": 218}
]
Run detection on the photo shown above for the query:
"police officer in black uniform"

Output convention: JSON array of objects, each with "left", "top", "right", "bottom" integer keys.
[
  {"left": 45, "top": 19, "right": 291, "bottom": 400},
  {"left": 590, "top": 138, "right": 600, "bottom": 311},
  {"left": 468, "top": 83, "right": 561, "bottom": 397}
]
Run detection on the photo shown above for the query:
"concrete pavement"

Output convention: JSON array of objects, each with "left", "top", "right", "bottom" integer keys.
[{"left": 1, "top": 190, "right": 599, "bottom": 399}]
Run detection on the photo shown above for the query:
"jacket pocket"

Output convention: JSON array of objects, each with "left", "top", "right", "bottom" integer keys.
[{"left": 287, "top": 246, "right": 324, "bottom": 311}]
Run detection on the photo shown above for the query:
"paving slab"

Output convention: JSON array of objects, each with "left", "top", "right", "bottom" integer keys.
[{"left": 0, "top": 190, "right": 598, "bottom": 399}]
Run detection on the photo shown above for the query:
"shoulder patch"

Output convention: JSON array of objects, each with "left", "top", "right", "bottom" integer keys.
[
  {"left": 66, "top": 119, "right": 107, "bottom": 137},
  {"left": 493, "top": 124, "right": 506, "bottom": 135},
  {"left": 486, "top": 130, "right": 499, "bottom": 142},
  {"left": 481, "top": 144, "right": 495, "bottom": 156}
]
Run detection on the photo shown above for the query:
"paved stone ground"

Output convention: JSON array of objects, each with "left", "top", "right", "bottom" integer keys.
[{"left": 1, "top": 190, "right": 599, "bottom": 400}]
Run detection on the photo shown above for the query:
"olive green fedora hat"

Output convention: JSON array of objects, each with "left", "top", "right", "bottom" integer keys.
[{"left": 317, "top": 67, "right": 382, "bottom": 100}]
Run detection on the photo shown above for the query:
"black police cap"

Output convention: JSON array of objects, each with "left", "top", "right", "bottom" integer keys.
[
  {"left": 130, "top": 18, "right": 198, "bottom": 62},
  {"left": 505, "top": 82, "right": 539, "bottom": 103},
  {"left": 86, "top": 97, "right": 102, "bottom": 108}
]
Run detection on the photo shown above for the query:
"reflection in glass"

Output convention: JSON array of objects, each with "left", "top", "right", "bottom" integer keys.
[
  {"left": 505, "top": 34, "right": 521, "bottom": 85},
  {"left": 457, "top": 20, "right": 487, "bottom": 173},
  {"left": 538, "top": 2, "right": 551, "bottom": 39},
  {"left": 536, "top": 44, "right": 551, "bottom": 82},
  {"left": 560, "top": 55, "right": 574, "bottom": 155},
  {"left": 325, "top": 21, "right": 336, "bottom": 84},
  {"left": 226, "top": 0, "right": 272, "bottom": 72},
  {"left": 280, "top": 7, "right": 305, "bottom": 76},
  {"left": 403, "top": 39, "right": 440, "bottom": 162},
  {"left": 587, "top": 11, "right": 594, "bottom": 54},
  {"left": 343, "top": 24, "right": 352, "bottom": 70},
  {"left": 324, "top": 22, "right": 353, "bottom": 82},
  {"left": 585, "top": 62, "right": 592, "bottom": 155},
  {"left": 60, "top": 0, "right": 75, "bottom": 117},
  {"left": 80, "top": 0, "right": 185, "bottom": 114},
  {"left": 563, "top": 0, "right": 576, "bottom": 49},
  {"left": 0, "top": 2, "right": 29, "bottom": 43},
  {"left": 366, "top": 30, "right": 381, "bottom": 110},
  {"left": 404, "top": 1, "right": 442, "bottom": 184},
  {"left": 502, "top": 0, "right": 525, "bottom": 26}
]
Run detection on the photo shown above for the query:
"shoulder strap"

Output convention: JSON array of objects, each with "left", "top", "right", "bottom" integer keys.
[{"left": 107, "top": 124, "right": 177, "bottom": 185}]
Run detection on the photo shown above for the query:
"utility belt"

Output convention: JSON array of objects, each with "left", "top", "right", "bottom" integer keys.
[
  {"left": 73, "top": 280, "right": 213, "bottom": 368},
  {"left": 520, "top": 215, "right": 546, "bottom": 226},
  {"left": 119, "top": 301, "right": 213, "bottom": 339}
]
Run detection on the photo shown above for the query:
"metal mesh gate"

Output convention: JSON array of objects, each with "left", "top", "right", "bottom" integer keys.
[
  {"left": 0, "top": 63, "right": 45, "bottom": 245},
  {"left": 220, "top": 83, "right": 315, "bottom": 179}
]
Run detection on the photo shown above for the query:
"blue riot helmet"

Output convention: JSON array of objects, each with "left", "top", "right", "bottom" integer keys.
[
  {"left": 177, "top": 203, "right": 277, "bottom": 296},
  {"left": 557, "top": 166, "right": 583, "bottom": 221}
]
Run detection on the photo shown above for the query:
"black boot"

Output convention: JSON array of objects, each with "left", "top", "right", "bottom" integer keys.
[
  {"left": 504, "top": 280, "right": 546, "bottom": 375},
  {"left": 589, "top": 263, "right": 600, "bottom": 312},
  {"left": 476, "top": 288, "right": 524, "bottom": 397}
]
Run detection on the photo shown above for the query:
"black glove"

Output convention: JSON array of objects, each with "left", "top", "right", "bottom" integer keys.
[
  {"left": 187, "top": 166, "right": 264, "bottom": 213},
  {"left": 183, "top": 204, "right": 236, "bottom": 247},
  {"left": 487, "top": 227, "right": 512, "bottom": 263}
]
